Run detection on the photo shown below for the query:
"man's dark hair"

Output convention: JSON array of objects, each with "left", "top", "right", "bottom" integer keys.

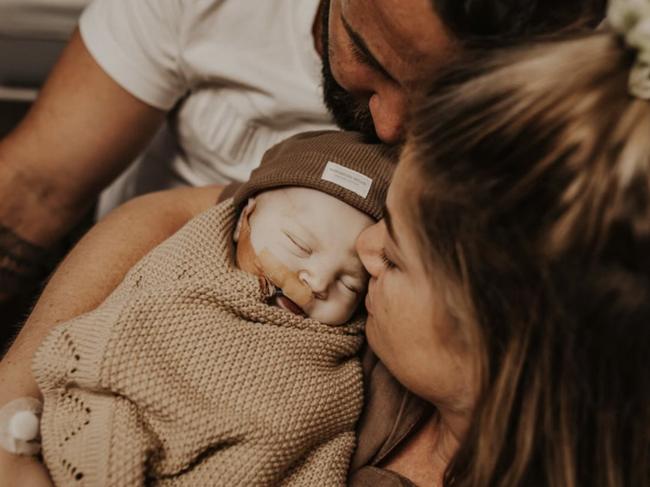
[
  {"left": 320, "top": 0, "right": 607, "bottom": 140},
  {"left": 432, "top": 0, "right": 606, "bottom": 43}
]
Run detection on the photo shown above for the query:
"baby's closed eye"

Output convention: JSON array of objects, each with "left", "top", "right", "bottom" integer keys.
[
  {"left": 284, "top": 232, "right": 312, "bottom": 256},
  {"left": 339, "top": 277, "right": 363, "bottom": 294}
]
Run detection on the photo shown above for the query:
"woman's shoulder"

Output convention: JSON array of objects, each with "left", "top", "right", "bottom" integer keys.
[
  {"left": 349, "top": 465, "right": 420, "bottom": 487},
  {"left": 352, "top": 346, "right": 431, "bottom": 476}
]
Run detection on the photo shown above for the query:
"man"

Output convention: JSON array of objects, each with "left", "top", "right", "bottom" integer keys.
[
  {"left": 0, "top": 0, "right": 604, "bottom": 484},
  {"left": 0, "top": 0, "right": 604, "bottom": 304}
]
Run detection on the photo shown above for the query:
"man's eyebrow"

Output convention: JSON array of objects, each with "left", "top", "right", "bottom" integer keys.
[{"left": 341, "top": 14, "right": 397, "bottom": 82}]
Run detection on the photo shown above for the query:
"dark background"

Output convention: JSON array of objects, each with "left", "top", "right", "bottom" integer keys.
[
  {"left": 0, "top": 104, "right": 94, "bottom": 352},
  {"left": 1, "top": 101, "right": 35, "bottom": 348},
  {"left": 0, "top": 2, "right": 85, "bottom": 351}
]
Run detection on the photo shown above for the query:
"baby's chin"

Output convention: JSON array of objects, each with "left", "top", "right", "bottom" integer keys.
[
  {"left": 303, "top": 302, "right": 360, "bottom": 326},
  {"left": 273, "top": 291, "right": 350, "bottom": 323},
  {"left": 269, "top": 289, "right": 360, "bottom": 325}
]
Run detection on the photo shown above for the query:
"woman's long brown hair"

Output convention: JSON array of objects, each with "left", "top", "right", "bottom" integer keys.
[{"left": 408, "top": 32, "right": 650, "bottom": 487}]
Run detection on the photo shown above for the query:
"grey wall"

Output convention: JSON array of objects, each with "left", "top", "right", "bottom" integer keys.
[{"left": 0, "top": 0, "right": 87, "bottom": 95}]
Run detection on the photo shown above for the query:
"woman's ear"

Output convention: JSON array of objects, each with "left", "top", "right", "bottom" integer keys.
[{"left": 233, "top": 198, "right": 257, "bottom": 242}]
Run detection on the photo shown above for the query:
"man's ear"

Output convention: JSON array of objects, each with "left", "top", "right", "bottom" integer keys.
[{"left": 233, "top": 198, "right": 257, "bottom": 242}]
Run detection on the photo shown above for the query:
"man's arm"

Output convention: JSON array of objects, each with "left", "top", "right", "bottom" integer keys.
[
  {"left": 0, "top": 29, "right": 166, "bottom": 301},
  {"left": 0, "top": 184, "right": 222, "bottom": 480}
]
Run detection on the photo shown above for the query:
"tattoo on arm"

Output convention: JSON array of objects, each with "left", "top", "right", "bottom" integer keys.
[{"left": 0, "top": 224, "right": 53, "bottom": 301}]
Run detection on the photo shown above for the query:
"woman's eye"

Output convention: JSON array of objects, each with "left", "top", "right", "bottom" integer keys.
[{"left": 380, "top": 250, "right": 397, "bottom": 269}]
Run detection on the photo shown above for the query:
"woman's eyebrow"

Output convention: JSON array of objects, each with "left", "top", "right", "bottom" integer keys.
[
  {"left": 383, "top": 204, "right": 399, "bottom": 245},
  {"left": 382, "top": 205, "right": 407, "bottom": 269},
  {"left": 340, "top": 13, "right": 397, "bottom": 83}
]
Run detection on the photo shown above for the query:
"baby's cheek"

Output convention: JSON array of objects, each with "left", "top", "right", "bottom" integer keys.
[
  {"left": 258, "top": 250, "right": 312, "bottom": 308},
  {"left": 309, "top": 293, "right": 361, "bottom": 325}
]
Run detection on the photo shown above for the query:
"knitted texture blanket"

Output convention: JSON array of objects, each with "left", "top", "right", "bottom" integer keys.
[{"left": 32, "top": 200, "right": 365, "bottom": 486}]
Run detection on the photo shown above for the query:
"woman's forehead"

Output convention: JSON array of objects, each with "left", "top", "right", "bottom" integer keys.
[
  {"left": 387, "top": 152, "right": 418, "bottom": 220},
  {"left": 385, "top": 155, "right": 428, "bottom": 258}
]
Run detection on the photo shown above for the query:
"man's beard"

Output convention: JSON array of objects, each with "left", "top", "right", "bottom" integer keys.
[{"left": 319, "top": 0, "right": 378, "bottom": 141}]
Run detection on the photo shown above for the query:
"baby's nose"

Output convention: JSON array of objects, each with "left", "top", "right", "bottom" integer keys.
[{"left": 299, "top": 270, "right": 330, "bottom": 299}]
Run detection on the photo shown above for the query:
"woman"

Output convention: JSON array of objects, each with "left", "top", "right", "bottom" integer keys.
[{"left": 355, "top": 9, "right": 650, "bottom": 486}]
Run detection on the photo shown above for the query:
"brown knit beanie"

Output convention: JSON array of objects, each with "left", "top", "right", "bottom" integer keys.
[{"left": 232, "top": 131, "right": 398, "bottom": 220}]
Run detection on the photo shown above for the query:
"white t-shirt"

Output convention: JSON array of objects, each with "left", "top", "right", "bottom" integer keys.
[{"left": 79, "top": 0, "right": 336, "bottom": 216}]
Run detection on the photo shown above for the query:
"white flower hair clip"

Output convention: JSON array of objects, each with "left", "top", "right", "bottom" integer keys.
[{"left": 608, "top": 0, "right": 650, "bottom": 99}]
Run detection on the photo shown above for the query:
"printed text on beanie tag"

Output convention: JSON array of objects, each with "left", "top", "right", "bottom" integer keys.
[{"left": 321, "top": 161, "right": 373, "bottom": 198}]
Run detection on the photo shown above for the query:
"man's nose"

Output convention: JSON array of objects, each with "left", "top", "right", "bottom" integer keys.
[
  {"left": 356, "top": 222, "right": 384, "bottom": 277},
  {"left": 368, "top": 91, "right": 406, "bottom": 144}
]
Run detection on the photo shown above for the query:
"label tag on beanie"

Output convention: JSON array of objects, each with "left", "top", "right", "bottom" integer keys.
[{"left": 321, "top": 161, "right": 372, "bottom": 198}]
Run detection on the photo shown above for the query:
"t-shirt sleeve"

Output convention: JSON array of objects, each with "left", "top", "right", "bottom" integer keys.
[{"left": 79, "top": 0, "right": 188, "bottom": 110}]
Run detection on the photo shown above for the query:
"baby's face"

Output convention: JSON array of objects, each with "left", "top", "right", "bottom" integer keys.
[{"left": 237, "top": 187, "right": 373, "bottom": 325}]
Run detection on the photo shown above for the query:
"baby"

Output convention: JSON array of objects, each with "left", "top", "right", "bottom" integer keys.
[
  {"left": 231, "top": 131, "right": 392, "bottom": 326},
  {"left": 234, "top": 186, "right": 371, "bottom": 325},
  {"left": 30, "top": 131, "right": 396, "bottom": 486}
]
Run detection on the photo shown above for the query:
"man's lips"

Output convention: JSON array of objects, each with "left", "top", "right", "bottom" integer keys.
[{"left": 275, "top": 293, "right": 306, "bottom": 316}]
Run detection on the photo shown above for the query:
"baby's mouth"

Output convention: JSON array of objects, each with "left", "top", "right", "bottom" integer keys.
[{"left": 273, "top": 290, "right": 306, "bottom": 316}]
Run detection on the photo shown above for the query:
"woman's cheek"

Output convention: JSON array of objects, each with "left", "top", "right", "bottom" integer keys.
[
  {"left": 378, "top": 273, "right": 400, "bottom": 318},
  {"left": 374, "top": 272, "right": 389, "bottom": 303}
]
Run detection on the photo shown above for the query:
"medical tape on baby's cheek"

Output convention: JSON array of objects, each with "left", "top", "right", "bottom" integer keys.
[{"left": 257, "top": 249, "right": 313, "bottom": 308}]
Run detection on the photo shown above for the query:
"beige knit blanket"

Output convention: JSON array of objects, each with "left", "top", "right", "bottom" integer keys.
[{"left": 33, "top": 200, "right": 365, "bottom": 486}]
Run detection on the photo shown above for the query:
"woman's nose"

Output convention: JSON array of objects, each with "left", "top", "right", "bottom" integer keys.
[{"left": 356, "top": 222, "right": 384, "bottom": 277}]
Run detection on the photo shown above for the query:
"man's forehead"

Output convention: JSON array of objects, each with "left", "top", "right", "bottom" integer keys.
[{"left": 343, "top": 0, "right": 456, "bottom": 85}]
